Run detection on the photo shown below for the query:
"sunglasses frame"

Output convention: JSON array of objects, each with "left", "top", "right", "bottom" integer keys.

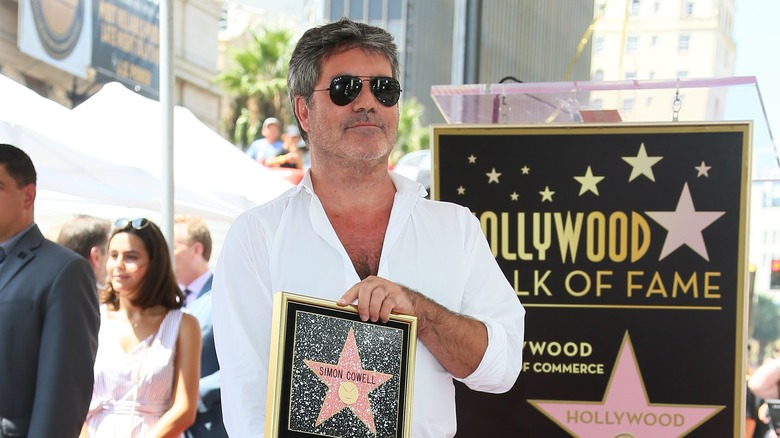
[
  {"left": 314, "top": 75, "right": 402, "bottom": 107},
  {"left": 114, "top": 218, "right": 150, "bottom": 230}
]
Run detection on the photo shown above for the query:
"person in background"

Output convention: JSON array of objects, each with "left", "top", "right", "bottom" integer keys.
[
  {"left": 57, "top": 214, "right": 112, "bottom": 288},
  {"left": 173, "top": 214, "right": 227, "bottom": 437},
  {"left": 264, "top": 125, "right": 306, "bottom": 170},
  {"left": 245, "top": 117, "right": 284, "bottom": 162},
  {"left": 83, "top": 218, "right": 201, "bottom": 437},
  {"left": 0, "top": 143, "right": 100, "bottom": 438},
  {"left": 212, "top": 18, "right": 525, "bottom": 437}
]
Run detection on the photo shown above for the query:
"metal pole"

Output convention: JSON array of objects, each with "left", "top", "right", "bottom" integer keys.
[{"left": 159, "top": 0, "right": 174, "bottom": 252}]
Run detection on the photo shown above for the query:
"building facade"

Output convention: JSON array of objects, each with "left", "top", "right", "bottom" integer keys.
[{"left": 0, "top": 0, "right": 224, "bottom": 130}]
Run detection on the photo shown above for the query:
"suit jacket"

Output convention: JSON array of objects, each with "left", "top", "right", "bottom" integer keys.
[
  {"left": 186, "top": 274, "right": 227, "bottom": 437},
  {"left": 0, "top": 225, "right": 99, "bottom": 438}
]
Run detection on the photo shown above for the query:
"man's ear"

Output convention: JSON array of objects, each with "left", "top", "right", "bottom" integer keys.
[
  {"left": 88, "top": 246, "right": 102, "bottom": 270},
  {"left": 295, "top": 96, "right": 310, "bottom": 133},
  {"left": 192, "top": 241, "right": 205, "bottom": 258},
  {"left": 23, "top": 183, "right": 36, "bottom": 209}
]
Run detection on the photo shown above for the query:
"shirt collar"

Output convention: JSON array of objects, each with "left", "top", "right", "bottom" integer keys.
[
  {"left": 292, "top": 168, "right": 428, "bottom": 199},
  {"left": 0, "top": 222, "right": 36, "bottom": 259}
]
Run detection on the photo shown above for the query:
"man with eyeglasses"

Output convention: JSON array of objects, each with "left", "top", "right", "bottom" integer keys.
[
  {"left": 212, "top": 18, "right": 525, "bottom": 437},
  {"left": 0, "top": 144, "right": 100, "bottom": 438}
]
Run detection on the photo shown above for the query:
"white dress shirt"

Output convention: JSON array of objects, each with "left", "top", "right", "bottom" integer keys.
[{"left": 212, "top": 171, "right": 525, "bottom": 438}]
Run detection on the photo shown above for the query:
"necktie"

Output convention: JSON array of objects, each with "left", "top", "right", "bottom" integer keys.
[{"left": 184, "top": 288, "right": 193, "bottom": 306}]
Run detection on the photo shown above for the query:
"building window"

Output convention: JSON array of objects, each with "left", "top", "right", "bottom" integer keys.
[
  {"left": 592, "top": 98, "right": 603, "bottom": 110},
  {"left": 595, "top": 37, "right": 605, "bottom": 53},
  {"left": 625, "top": 71, "right": 637, "bottom": 80},
  {"left": 678, "top": 34, "right": 690, "bottom": 52},
  {"left": 594, "top": 69, "right": 605, "bottom": 81},
  {"left": 648, "top": 70, "right": 656, "bottom": 79},
  {"left": 368, "top": 0, "right": 383, "bottom": 21},
  {"left": 622, "top": 98, "right": 635, "bottom": 110},
  {"left": 653, "top": 1, "right": 660, "bottom": 12},
  {"left": 676, "top": 70, "right": 689, "bottom": 78},
  {"left": 626, "top": 36, "right": 638, "bottom": 53},
  {"left": 630, "top": 0, "right": 640, "bottom": 15},
  {"left": 651, "top": 35, "right": 658, "bottom": 46},
  {"left": 330, "top": 0, "right": 345, "bottom": 19},
  {"left": 646, "top": 97, "right": 654, "bottom": 106},
  {"left": 349, "top": 0, "right": 364, "bottom": 20},
  {"left": 683, "top": 1, "right": 694, "bottom": 17}
]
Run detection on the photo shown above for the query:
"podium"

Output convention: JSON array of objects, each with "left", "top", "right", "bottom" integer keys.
[{"left": 430, "top": 77, "right": 772, "bottom": 437}]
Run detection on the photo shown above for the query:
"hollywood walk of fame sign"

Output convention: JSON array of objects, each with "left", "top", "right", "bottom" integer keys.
[
  {"left": 432, "top": 123, "right": 750, "bottom": 437},
  {"left": 265, "top": 292, "right": 417, "bottom": 437}
]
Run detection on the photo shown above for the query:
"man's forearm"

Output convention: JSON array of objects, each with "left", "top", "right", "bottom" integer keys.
[{"left": 408, "top": 289, "right": 488, "bottom": 378}]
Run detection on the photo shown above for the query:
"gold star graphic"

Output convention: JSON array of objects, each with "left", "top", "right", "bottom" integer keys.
[
  {"left": 622, "top": 143, "right": 663, "bottom": 182},
  {"left": 510, "top": 192, "right": 519, "bottom": 201},
  {"left": 539, "top": 186, "right": 555, "bottom": 202},
  {"left": 574, "top": 166, "right": 604, "bottom": 196},
  {"left": 521, "top": 165, "right": 530, "bottom": 175},
  {"left": 486, "top": 168, "right": 502, "bottom": 184},
  {"left": 467, "top": 155, "right": 477, "bottom": 164},
  {"left": 457, "top": 186, "right": 466, "bottom": 195}
]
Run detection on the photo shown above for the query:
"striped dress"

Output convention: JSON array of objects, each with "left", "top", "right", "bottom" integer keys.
[{"left": 86, "top": 306, "right": 183, "bottom": 438}]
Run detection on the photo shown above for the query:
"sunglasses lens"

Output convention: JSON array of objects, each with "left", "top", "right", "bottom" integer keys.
[
  {"left": 114, "top": 218, "right": 149, "bottom": 230},
  {"left": 131, "top": 218, "right": 149, "bottom": 229},
  {"left": 370, "top": 77, "right": 401, "bottom": 107},
  {"left": 329, "top": 76, "right": 362, "bottom": 106},
  {"left": 114, "top": 218, "right": 129, "bottom": 229}
]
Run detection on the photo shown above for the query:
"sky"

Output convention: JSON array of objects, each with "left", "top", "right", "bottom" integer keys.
[{"left": 733, "top": 0, "right": 780, "bottom": 175}]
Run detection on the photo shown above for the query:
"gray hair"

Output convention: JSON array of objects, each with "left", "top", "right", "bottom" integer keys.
[{"left": 287, "top": 17, "right": 400, "bottom": 141}]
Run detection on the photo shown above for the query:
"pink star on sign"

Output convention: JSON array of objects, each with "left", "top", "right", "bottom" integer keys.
[
  {"left": 529, "top": 333, "right": 723, "bottom": 437},
  {"left": 304, "top": 328, "right": 393, "bottom": 433}
]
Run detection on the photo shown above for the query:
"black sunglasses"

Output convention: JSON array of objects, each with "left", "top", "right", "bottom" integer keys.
[
  {"left": 114, "top": 218, "right": 150, "bottom": 230},
  {"left": 313, "top": 75, "right": 402, "bottom": 107}
]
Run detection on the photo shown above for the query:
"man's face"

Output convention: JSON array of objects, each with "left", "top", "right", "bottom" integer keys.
[
  {"left": 297, "top": 48, "right": 399, "bottom": 167},
  {"left": 0, "top": 164, "right": 34, "bottom": 242},
  {"left": 173, "top": 223, "right": 196, "bottom": 284},
  {"left": 263, "top": 124, "right": 281, "bottom": 142}
]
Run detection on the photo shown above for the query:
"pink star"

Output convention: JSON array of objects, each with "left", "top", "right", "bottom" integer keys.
[
  {"left": 530, "top": 333, "right": 723, "bottom": 437},
  {"left": 304, "top": 328, "right": 393, "bottom": 433},
  {"left": 645, "top": 183, "right": 725, "bottom": 261}
]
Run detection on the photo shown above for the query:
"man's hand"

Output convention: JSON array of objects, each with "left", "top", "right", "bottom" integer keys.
[
  {"left": 338, "top": 276, "right": 413, "bottom": 322},
  {"left": 338, "top": 276, "right": 487, "bottom": 378}
]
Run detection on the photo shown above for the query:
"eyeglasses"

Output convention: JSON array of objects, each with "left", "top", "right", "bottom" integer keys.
[
  {"left": 114, "top": 218, "right": 150, "bottom": 230},
  {"left": 313, "top": 75, "right": 402, "bottom": 107}
]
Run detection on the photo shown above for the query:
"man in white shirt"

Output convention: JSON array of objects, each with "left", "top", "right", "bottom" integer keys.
[{"left": 212, "top": 18, "right": 525, "bottom": 438}]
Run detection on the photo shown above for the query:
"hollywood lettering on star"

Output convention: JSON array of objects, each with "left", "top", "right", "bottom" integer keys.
[{"left": 433, "top": 123, "right": 749, "bottom": 437}]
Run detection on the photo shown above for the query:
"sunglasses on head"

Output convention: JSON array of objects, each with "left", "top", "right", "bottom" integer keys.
[
  {"left": 114, "top": 218, "right": 150, "bottom": 230},
  {"left": 314, "top": 75, "right": 402, "bottom": 107}
]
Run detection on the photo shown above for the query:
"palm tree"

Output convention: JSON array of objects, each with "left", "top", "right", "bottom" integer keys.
[
  {"left": 391, "top": 97, "right": 430, "bottom": 165},
  {"left": 752, "top": 294, "right": 780, "bottom": 364},
  {"left": 214, "top": 27, "right": 293, "bottom": 149}
]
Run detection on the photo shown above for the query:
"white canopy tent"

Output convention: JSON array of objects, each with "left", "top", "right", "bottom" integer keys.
[{"left": 68, "top": 82, "right": 294, "bottom": 211}]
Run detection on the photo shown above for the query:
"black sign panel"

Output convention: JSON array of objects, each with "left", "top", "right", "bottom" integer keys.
[
  {"left": 433, "top": 123, "right": 750, "bottom": 437},
  {"left": 91, "top": 0, "right": 159, "bottom": 99}
]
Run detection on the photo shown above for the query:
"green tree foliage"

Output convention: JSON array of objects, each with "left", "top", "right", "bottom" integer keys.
[
  {"left": 752, "top": 293, "right": 780, "bottom": 364},
  {"left": 214, "top": 27, "right": 293, "bottom": 149},
  {"left": 391, "top": 97, "right": 430, "bottom": 166}
]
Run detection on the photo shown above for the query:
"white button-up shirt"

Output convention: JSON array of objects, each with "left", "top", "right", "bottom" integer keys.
[{"left": 212, "top": 170, "right": 525, "bottom": 437}]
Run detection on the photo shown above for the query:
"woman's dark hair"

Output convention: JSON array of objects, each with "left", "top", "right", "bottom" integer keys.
[{"left": 100, "top": 219, "right": 184, "bottom": 310}]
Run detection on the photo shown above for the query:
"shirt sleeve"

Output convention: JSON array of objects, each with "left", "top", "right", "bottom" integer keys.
[
  {"left": 454, "top": 213, "right": 526, "bottom": 393},
  {"left": 212, "top": 213, "right": 274, "bottom": 437}
]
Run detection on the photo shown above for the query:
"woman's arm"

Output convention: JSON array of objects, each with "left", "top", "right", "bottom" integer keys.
[
  {"left": 147, "top": 313, "right": 202, "bottom": 438},
  {"left": 749, "top": 357, "right": 780, "bottom": 400}
]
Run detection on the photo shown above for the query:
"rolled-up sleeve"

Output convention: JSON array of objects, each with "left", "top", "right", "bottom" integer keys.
[{"left": 455, "top": 214, "right": 525, "bottom": 393}]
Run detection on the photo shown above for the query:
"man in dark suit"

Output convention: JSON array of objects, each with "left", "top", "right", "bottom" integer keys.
[
  {"left": 0, "top": 143, "right": 99, "bottom": 438},
  {"left": 173, "top": 215, "right": 227, "bottom": 437}
]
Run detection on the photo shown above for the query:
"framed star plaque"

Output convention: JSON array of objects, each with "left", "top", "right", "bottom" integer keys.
[{"left": 265, "top": 291, "right": 417, "bottom": 438}]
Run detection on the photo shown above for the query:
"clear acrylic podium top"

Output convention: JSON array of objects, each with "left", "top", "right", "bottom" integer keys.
[{"left": 431, "top": 76, "right": 779, "bottom": 179}]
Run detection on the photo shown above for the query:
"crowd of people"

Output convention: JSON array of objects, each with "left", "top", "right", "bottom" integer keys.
[{"left": 0, "top": 17, "right": 526, "bottom": 438}]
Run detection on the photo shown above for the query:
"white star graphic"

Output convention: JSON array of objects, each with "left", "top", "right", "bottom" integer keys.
[
  {"left": 540, "top": 186, "right": 555, "bottom": 202},
  {"left": 486, "top": 168, "right": 502, "bottom": 184},
  {"left": 510, "top": 192, "right": 519, "bottom": 201},
  {"left": 573, "top": 166, "right": 604, "bottom": 196},
  {"left": 467, "top": 155, "right": 477, "bottom": 164},
  {"left": 695, "top": 161, "right": 711, "bottom": 177},
  {"left": 457, "top": 186, "right": 466, "bottom": 195},
  {"left": 622, "top": 143, "right": 663, "bottom": 182},
  {"left": 521, "top": 165, "right": 530, "bottom": 175},
  {"left": 645, "top": 183, "right": 725, "bottom": 261}
]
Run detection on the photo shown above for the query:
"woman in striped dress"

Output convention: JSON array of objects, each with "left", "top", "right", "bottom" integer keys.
[{"left": 81, "top": 218, "right": 201, "bottom": 437}]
